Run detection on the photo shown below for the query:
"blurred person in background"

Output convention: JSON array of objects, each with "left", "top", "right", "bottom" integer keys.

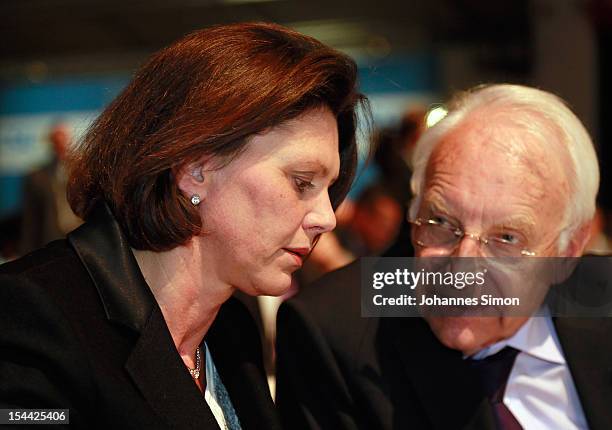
[
  {"left": 277, "top": 84, "right": 610, "bottom": 430},
  {"left": 377, "top": 107, "right": 427, "bottom": 258},
  {"left": 0, "top": 215, "right": 21, "bottom": 263},
  {"left": 19, "top": 122, "right": 82, "bottom": 255},
  {"left": 0, "top": 22, "right": 366, "bottom": 429},
  {"left": 374, "top": 107, "right": 427, "bottom": 205},
  {"left": 336, "top": 183, "right": 403, "bottom": 257}
]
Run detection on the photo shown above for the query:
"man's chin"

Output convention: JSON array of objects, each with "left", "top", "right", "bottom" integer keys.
[
  {"left": 425, "top": 316, "right": 496, "bottom": 355},
  {"left": 425, "top": 315, "right": 528, "bottom": 355}
]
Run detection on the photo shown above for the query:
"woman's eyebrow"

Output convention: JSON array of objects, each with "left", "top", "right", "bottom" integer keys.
[
  {"left": 289, "top": 159, "right": 340, "bottom": 187},
  {"left": 292, "top": 160, "right": 335, "bottom": 178}
]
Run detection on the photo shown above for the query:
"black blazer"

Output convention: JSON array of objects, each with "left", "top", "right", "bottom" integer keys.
[
  {"left": 276, "top": 259, "right": 612, "bottom": 430},
  {"left": 0, "top": 203, "right": 280, "bottom": 429}
]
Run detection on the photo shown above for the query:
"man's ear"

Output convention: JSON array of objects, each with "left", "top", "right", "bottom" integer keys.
[
  {"left": 549, "top": 220, "right": 593, "bottom": 286},
  {"left": 563, "top": 220, "right": 593, "bottom": 258}
]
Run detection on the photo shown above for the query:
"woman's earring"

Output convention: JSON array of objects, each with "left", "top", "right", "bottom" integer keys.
[{"left": 191, "top": 194, "right": 201, "bottom": 206}]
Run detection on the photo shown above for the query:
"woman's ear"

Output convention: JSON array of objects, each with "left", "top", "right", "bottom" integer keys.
[
  {"left": 191, "top": 166, "right": 205, "bottom": 183},
  {"left": 176, "top": 159, "right": 209, "bottom": 201}
]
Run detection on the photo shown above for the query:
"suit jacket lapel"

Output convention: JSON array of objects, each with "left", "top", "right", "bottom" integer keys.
[
  {"left": 555, "top": 317, "right": 612, "bottom": 430},
  {"left": 388, "top": 318, "right": 495, "bottom": 430},
  {"left": 68, "top": 202, "right": 220, "bottom": 428}
]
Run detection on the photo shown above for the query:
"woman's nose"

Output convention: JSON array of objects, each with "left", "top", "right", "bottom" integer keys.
[{"left": 304, "top": 192, "right": 337, "bottom": 236}]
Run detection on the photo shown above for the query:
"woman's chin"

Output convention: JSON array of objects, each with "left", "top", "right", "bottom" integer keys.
[{"left": 243, "top": 272, "right": 294, "bottom": 297}]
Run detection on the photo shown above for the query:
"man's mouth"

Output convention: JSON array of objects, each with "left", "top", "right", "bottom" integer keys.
[{"left": 283, "top": 247, "right": 310, "bottom": 265}]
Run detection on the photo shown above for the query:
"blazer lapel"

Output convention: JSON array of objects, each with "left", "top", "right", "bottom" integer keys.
[
  {"left": 125, "top": 306, "right": 219, "bottom": 429},
  {"left": 555, "top": 317, "right": 612, "bottom": 430},
  {"left": 68, "top": 202, "right": 219, "bottom": 428},
  {"left": 68, "top": 202, "right": 154, "bottom": 332},
  {"left": 388, "top": 318, "right": 495, "bottom": 430}
]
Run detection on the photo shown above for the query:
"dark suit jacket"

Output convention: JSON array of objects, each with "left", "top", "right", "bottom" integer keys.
[
  {"left": 276, "top": 259, "right": 612, "bottom": 430},
  {"left": 0, "top": 203, "right": 280, "bottom": 429}
]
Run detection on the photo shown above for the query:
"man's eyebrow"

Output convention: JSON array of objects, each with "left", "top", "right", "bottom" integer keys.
[
  {"left": 424, "top": 197, "right": 537, "bottom": 234},
  {"left": 496, "top": 215, "right": 537, "bottom": 233},
  {"left": 425, "top": 197, "right": 454, "bottom": 216}
]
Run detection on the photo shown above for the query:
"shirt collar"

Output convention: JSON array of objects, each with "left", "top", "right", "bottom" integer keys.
[{"left": 470, "top": 313, "right": 566, "bottom": 365}]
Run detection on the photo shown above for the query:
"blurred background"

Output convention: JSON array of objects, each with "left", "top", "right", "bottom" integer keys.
[
  {"left": 3, "top": 0, "right": 612, "bottom": 259},
  {"left": 2, "top": 0, "right": 612, "bottom": 395},
  {"left": 2, "top": 0, "right": 612, "bottom": 256}
]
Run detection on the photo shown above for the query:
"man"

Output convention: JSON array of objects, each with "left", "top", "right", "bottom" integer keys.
[
  {"left": 276, "top": 84, "right": 612, "bottom": 429},
  {"left": 20, "top": 123, "right": 82, "bottom": 254}
]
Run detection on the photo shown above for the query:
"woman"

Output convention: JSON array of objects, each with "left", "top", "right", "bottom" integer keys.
[{"left": 0, "top": 22, "right": 365, "bottom": 429}]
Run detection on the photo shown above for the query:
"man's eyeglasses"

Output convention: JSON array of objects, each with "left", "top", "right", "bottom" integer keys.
[{"left": 408, "top": 217, "right": 537, "bottom": 257}]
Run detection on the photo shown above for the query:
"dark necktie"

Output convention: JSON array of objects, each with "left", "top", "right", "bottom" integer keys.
[{"left": 467, "top": 346, "right": 523, "bottom": 430}]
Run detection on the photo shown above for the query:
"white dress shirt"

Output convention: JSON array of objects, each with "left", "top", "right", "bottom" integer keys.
[{"left": 471, "top": 316, "right": 588, "bottom": 429}]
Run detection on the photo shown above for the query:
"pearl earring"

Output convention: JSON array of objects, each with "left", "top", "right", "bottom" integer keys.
[{"left": 191, "top": 194, "right": 201, "bottom": 206}]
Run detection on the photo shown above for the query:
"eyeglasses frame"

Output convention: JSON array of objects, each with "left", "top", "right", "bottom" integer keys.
[{"left": 408, "top": 217, "right": 537, "bottom": 257}]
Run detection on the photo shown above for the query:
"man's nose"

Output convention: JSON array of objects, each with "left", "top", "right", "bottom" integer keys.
[{"left": 453, "top": 234, "right": 485, "bottom": 257}]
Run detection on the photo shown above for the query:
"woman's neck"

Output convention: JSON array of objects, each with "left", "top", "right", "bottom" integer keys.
[{"left": 132, "top": 241, "right": 234, "bottom": 367}]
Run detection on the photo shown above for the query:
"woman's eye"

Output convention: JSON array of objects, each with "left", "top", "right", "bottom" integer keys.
[{"left": 294, "top": 177, "right": 315, "bottom": 193}]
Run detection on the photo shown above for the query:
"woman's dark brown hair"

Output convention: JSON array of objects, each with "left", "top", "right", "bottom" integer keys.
[{"left": 67, "top": 22, "right": 367, "bottom": 251}]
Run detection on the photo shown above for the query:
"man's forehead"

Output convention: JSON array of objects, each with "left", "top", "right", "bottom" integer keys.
[
  {"left": 421, "top": 118, "right": 571, "bottom": 225},
  {"left": 428, "top": 116, "right": 570, "bottom": 182},
  {"left": 436, "top": 118, "right": 538, "bottom": 158}
]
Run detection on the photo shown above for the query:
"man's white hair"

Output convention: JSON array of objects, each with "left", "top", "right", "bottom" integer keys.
[{"left": 409, "top": 84, "right": 599, "bottom": 252}]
